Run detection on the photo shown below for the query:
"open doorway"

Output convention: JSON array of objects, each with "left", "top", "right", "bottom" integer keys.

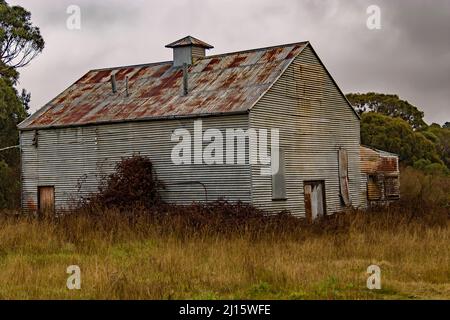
[{"left": 303, "top": 181, "right": 326, "bottom": 222}]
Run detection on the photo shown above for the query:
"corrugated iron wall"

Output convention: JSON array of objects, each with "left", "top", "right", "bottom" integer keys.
[
  {"left": 21, "top": 114, "right": 251, "bottom": 212},
  {"left": 249, "top": 45, "right": 362, "bottom": 217}
]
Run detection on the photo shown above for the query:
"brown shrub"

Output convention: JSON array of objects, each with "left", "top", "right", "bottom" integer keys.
[
  {"left": 72, "top": 156, "right": 449, "bottom": 240},
  {"left": 399, "top": 166, "right": 450, "bottom": 221},
  {"left": 86, "top": 154, "right": 165, "bottom": 209}
]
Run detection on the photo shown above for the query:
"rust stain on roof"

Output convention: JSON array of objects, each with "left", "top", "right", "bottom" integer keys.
[
  {"left": 360, "top": 146, "right": 399, "bottom": 175},
  {"left": 378, "top": 157, "right": 398, "bottom": 173},
  {"left": 228, "top": 55, "right": 247, "bottom": 68},
  {"left": 260, "top": 47, "right": 284, "bottom": 63},
  {"left": 203, "top": 58, "right": 220, "bottom": 72},
  {"left": 85, "top": 69, "right": 111, "bottom": 84},
  {"left": 115, "top": 67, "right": 135, "bottom": 81},
  {"left": 19, "top": 42, "right": 308, "bottom": 129}
]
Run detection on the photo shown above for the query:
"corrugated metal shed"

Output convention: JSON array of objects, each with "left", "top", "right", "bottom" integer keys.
[
  {"left": 19, "top": 37, "right": 375, "bottom": 217},
  {"left": 360, "top": 145, "right": 400, "bottom": 204},
  {"left": 18, "top": 42, "right": 308, "bottom": 130}
]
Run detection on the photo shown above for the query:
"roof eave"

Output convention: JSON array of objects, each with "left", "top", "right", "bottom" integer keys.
[{"left": 18, "top": 110, "right": 249, "bottom": 131}]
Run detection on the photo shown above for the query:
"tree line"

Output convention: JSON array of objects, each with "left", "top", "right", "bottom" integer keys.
[{"left": 0, "top": 0, "right": 44, "bottom": 208}]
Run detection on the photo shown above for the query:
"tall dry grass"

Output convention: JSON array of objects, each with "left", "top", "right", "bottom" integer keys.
[
  {"left": 0, "top": 203, "right": 448, "bottom": 300},
  {"left": 0, "top": 166, "right": 448, "bottom": 300}
]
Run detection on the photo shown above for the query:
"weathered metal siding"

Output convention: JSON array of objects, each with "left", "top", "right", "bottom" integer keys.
[
  {"left": 360, "top": 172, "right": 369, "bottom": 209},
  {"left": 21, "top": 114, "right": 251, "bottom": 212},
  {"left": 249, "top": 45, "right": 361, "bottom": 216},
  {"left": 173, "top": 46, "right": 192, "bottom": 67}
]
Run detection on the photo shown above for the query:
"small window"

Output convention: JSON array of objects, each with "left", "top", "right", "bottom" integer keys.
[{"left": 272, "top": 148, "right": 286, "bottom": 200}]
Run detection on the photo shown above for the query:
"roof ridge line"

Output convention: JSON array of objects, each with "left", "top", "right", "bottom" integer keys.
[
  {"left": 90, "top": 60, "right": 173, "bottom": 72},
  {"left": 204, "top": 41, "right": 309, "bottom": 59},
  {"left": 87, "top": 41, "right": 309, "bottom": 72}
]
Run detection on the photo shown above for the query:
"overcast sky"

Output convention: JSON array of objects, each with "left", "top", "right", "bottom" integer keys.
[{"left": 10, "top": 0, "right": 450, "bottom": 125}]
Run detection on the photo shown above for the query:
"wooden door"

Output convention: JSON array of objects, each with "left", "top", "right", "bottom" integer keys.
[
  {"left": 304, "top": 181, "right": 325, "bottom": 222},
  {"left": 38, "top": 186, "right": 55, "bottom": 216},
  {"left": 338, "top": 148, "right": 351, "bottom": 206}
]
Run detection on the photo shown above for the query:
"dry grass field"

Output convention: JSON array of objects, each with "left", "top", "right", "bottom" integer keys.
[
  {"left": 0, "top": 166, "right": 448, "bottom": 300},
  {"left": 0, "top": 205, "right": 448, "bottom": 300}
]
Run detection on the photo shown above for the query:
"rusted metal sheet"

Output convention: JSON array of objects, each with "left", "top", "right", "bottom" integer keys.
[
  {"left": 367, "top": 175, "right": 382, "bottom": 201},
  {"left": 384, "top": 176, "right": 400, "bottom": 199},
  {"left": 38, "top": 186, "right": 55, "bottom": 216},
  {"left": 360, "top": 146, "right": 399, "bottom": 175},
  {"left": 19, "top": 43, "right": 307, "bottom": 130}
]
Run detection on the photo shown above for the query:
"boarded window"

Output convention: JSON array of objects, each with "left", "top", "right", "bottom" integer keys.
[
  {"left": 272, "top": 148, "right": 286, "bottom": 200},
  {"left": 385, "top": 176, "right": 400, "bottom": 199},
  {"left": 338, "top": 148, "right": 351, "bottom": 206}
]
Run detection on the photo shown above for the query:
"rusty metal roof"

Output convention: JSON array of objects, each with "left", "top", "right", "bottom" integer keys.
[
  {"left": 19, "top": 41, "right": 308, "bottom": 130},
  {"left": 360, "top": 145, "right": 399, "bottom": 175},
  {"left": 165, "top": 35, "right": 214, "bottom": 49}
]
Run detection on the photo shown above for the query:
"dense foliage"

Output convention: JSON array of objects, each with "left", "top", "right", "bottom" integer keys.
[
  {"left": 346, "top": 92, "right": 427, "bottom": 130},
  {"left": 0, "top": 0, "right": 44, "bottom": 82},
  {"left": 0, "top": 0, "right": 43, "bottom": 208},
  {"left": 347, "top": 93, "right": 449, "bottom": 174},
  {"left": 0, "top": 77, "right": 26, "bottom": 208}
]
